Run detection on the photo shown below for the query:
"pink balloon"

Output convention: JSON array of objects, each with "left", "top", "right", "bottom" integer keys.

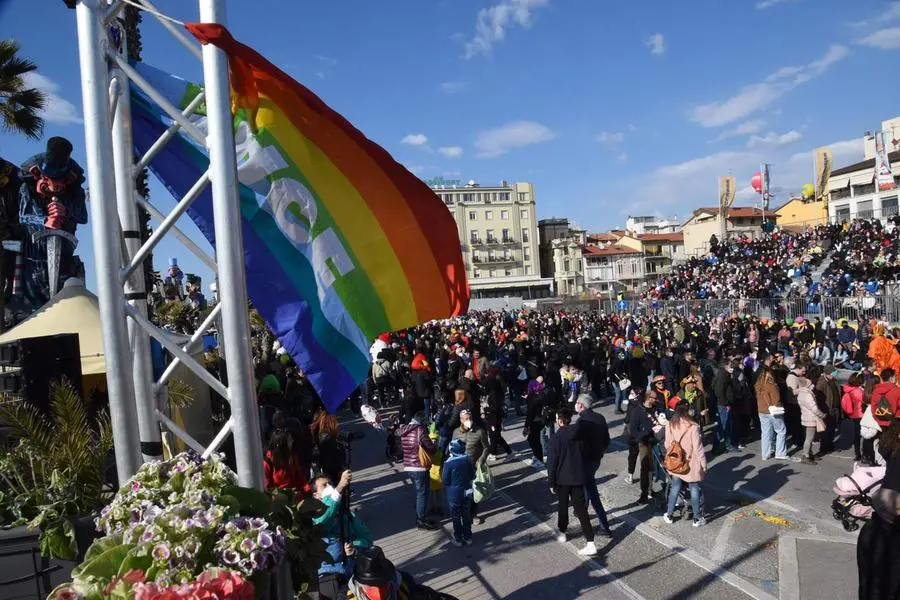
[{"left": 751, "top": 172, "right": 763, "bottom": 194}]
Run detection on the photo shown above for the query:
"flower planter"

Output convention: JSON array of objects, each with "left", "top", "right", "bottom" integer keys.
[{"left": 70, "top": 515, "right": 100, "bottom": 563}]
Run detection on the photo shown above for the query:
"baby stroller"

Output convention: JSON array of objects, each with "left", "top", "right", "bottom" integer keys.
[
  {"left": 832, "top": 463, "right": 885, "bottom": 532},
  {"left": 384, "top": 414, "right": 403, "bottom": 466}
]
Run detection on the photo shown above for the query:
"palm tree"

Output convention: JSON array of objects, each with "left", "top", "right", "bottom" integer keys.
[{"left": 0, "top": 39, "right": 46, "bottom": 139}]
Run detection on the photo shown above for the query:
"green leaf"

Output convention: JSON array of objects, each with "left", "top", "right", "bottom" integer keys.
[
  {"left": 116, "top": 548, "right": 152, "bottom": 578},
  {"left": 39, "top": 518, "right": 77, "bottom": 560},
  {"left": 81, "top": 534, "right": 121, "bottom": 565},
  {"left": 74, "top": 543, "right": 131, "bottom": 581},
  {"left": 221, "top": 485, "right": 273, "bottom": 517}
]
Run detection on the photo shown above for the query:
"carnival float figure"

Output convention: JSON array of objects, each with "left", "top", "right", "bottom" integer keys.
[
  {"left": 867, "top": 322, "right": 900, "bottom": 375},
  {"left": 13, "top": 137, "right": 87, "bottom": 319}
]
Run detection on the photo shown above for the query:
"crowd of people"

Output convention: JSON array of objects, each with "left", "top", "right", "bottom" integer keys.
[
  {"left": 644, "top": 218, "right": 900, "bottom": 303},
  {"left": 647, "top": 226, "right": 837, "bottom": 301}
]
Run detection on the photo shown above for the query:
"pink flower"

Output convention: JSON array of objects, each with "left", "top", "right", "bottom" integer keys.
[
  {"left": 194, "top": 570, "right": 254, "bottom": 600},
  {"left": 55, "top": 588, "right": 82, "bottom": 600}
]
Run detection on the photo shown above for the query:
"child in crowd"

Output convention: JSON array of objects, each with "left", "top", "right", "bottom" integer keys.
[{"left": 441, "top": 438, "right": 476, "bottom": 546}]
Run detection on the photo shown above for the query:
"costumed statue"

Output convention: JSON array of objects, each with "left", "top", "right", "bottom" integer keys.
[
  {"left": 866, "top": 322, "right": 900, "bottom": 375},
  {"left": 12, "top": 137, "right": 87, "bottom": 319},
  {"left": 184, "top": 274, "right": 206, "bottom": 311},
  {"left": 167, "top": 257, "right": 184, "bottom": 300},
  {"left": 0, "top": 157, "right": 22, "bottom": 330}
]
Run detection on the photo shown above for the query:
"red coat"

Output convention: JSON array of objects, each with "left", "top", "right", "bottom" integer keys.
[{"left": 263, "top": 451, "right": 310, "bottom": 493}]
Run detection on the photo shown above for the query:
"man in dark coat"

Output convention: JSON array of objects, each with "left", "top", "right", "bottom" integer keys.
[
  {"left": 548, "top": 408, "right": 597, "bottom": 556},
  {"left": 574, "top": 394, "right": 612, "bottom": 537}
]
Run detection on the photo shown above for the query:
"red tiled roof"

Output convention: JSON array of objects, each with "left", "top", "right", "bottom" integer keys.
[
  {"left": 638, "top": 232, "right": 684, "bottom": 242},
  {"left": 587, "top": 232, "right": 620, "bottom": 242},
  {"left": 583, "top": 244, "right": 641, "bottom": 256}
]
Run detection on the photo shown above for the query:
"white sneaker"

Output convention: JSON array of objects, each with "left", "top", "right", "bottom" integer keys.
[
  {"left": 774, "top": 455, "right": 802, "bottom": 462},
  {"left": 531, "top": 458, "right": 545, "bottom": 468},
  {"left": 557, "top": 533, "right": 567, "bottom": 543},
  {"left": 623, "top": 472, "right": 635, "bottom": 484},
  {"left": 662, "top": 513, "right": 674, "bottom": 524},
  {"left": 692, "top": 517, "right": 707, "bottom": 528},
  {"left": 578, "top": 542, "right": 598, "bottom": 556},
  {"left": 487, "top": 454, "right": 498, "bottom": 463},
  {"left": 451, "top": 539, "right": 463, "bottom": 547}
]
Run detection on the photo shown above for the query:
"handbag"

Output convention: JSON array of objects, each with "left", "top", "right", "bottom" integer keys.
[
  {"left": 860, "top": 405, "right": 882, "bottom": 440},
  {"left": 619, "top": 377, "right": 632, "bottom": 391},
  {"left": 768, "top": 405, "right": 785, "bottom": 416},
  {"left": 473, "top": 463, "right": 495, "bottom": 504},
  {"left": 418, "top": 444, "right": 433, "bottom": 468}
]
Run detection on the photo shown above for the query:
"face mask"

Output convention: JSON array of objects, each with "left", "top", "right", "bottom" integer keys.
[
  {"left": 318, "top": 485, "right": 340, "bottom": 503},
  {"left": 461, "top": 421, "right": 471, "bottom": 430}
]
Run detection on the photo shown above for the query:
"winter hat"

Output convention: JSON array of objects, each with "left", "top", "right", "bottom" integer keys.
[
  {"left": 258, "top": 374, "right": 281, "bottom": 395},
  {"left": 449, "top": 438, "right": 466, "bottom": 457}
]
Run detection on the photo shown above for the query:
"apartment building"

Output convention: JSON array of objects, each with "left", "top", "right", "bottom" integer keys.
[
  {"left": 428, "top": 178, "right": 553, "bottom": 299},
  {"left": 827, "top": 151, "right": 900, "bottom": 223}
]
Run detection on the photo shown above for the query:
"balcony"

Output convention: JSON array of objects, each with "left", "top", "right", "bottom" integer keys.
[
  {"left": 470, "top": 238, "right": 485, "bottom": 246},
  {"left": 498, "top": 237, "right": 517, "bottom": 245},
  {"left": 486, "top": 255, "right": 518, "bottom": 264}
]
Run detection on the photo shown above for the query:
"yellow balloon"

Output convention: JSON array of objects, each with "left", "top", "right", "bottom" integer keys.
[{"left": 801, "top": 183, "right": 815, "bottom": 199}]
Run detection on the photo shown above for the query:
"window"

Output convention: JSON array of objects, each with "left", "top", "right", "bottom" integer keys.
[
  {"left": 462, "top": 193, "right": 474, "bottom": 202},
  {"left": 468, "top": 211, "right": 477, "bottom": 220},
  {"left": 522, "top": 228, "right": 529, "bottom": 243},
  {"left": 857, "top": 200, "right": 874, "bottom": 219},
  {"left": 883, "top": 196, "right": 899, "bottom": 217},
  {"left": 501, "top": 210, "right": 509, "bottom": 220},
  {"left": 564, "top": 258, "right": 570, "bottom": 272},
  {"left": 499, "top": 192, "right": 510, "bottom": 201},
  {"left": 520, "top": 209, "right": 528, "bottom": 219},
  {"left": 854, "top": 183, "right": 876, "bottom": 196},
  {"left": 505, "top": 268, "right": 512, "bottom": 276},
  {"left": 502, "top": 228, "right": 510, "bottom": 241},
  {"left": 473, "top": 269, "right": 481, "bottom": 278},
  {"left": 470, "top": 230, "right": 479, "bottom": 244},
  {"left": 489, "top": 268, "right": 495, "bottom": 278},
  {"left": 523, "top": 245, "right": 531, "bottom": 261},
  {"left": 576, "top": 261, "right": 581, "bottom": 272},
  {"left": 525, "top": 265, "right": 532, "bottom": 275},
  {"left": 486, "top": 229, "right": 496, "bottom": 242},
  {"left": 492, "top": 192, "right": 498, "bottom": 201},
  {"left": 518, "top": 192, "right": 527, "bottom": 202},
  {"left": 485, "top": 210, "right": 493, "bottom": 220}
]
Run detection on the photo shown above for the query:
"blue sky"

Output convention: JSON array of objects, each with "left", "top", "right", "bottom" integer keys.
[{"left": 2, "top": 0, "right": 900, "bottom": 290}]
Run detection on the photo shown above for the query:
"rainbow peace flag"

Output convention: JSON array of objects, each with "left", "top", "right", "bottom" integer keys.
[{"left": 130, "top": 24, "right": 468, "bottom": 411}]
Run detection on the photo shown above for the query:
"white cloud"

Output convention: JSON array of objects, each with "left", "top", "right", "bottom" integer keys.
[
  {"left": 616, "top": 152, "right": 629, "bottom": 164},
  {"left": 688, "top": 44, "right": 848, "bottom": 127},
  {"left": 756, "top": 0, "right": 798, "bottom": 9},
  {"left": 714, "top": 119, "right": 767, "bottom": 142},
  {"left": 315, "top": 71, "right": 326, "bottom": 80},
  {"left": 438, "top": 146, "right": 464, "bottom": 158},
  {"left": 314, "top": 55, "right": 338, "bottom": 67},
  {"left": 474, "top": 120, "right": 556, "bottom": 157},
  {"left": 789, "top": 138, "right": 864, "bottom": 166},
  {"left": 464, "top": 0, "right": 550, "bottom": 59},
  {"left": 401, "top": 133, "right": 429, "bottom": 147},
  {"left": 860, "top": 27, "right": 900, "bottom": 49},
  {"left": 20, "top": 72, "right": 81, "bottom": 125},
  {"left": 438, "top": 81, "right": 468, "bottom": 94},
  {"left": 645, "top": 33, "right": 666, "bottom": 55},
  {"left": 849, "top": 3, "right": 900, "bottom": 28},
  {"left": 597, "top": 131, "right": 625, "bottom": 145},
  {"left": 746, "top": 130, "right": 803, "bottom": 149},
  {"left": 407, "top": 165, "right": 425, "bottom": 175}
]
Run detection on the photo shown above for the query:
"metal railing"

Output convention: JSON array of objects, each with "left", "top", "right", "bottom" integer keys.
[{"left": 595, "top": 295, "right": 900, "bottom": 322}]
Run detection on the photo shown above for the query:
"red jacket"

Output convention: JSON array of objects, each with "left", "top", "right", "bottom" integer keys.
[
  {"left": 263, "top": 451, "right": 310, "bottom": 493},
  {"left": 411, "top": 353, "right": 430, "bottom": 371},
  {"left": 841, "top": 385, "right": 864, "bottom": 419},
  {"left": 869, "top": 382, "right": 900, "bottom": 427}
]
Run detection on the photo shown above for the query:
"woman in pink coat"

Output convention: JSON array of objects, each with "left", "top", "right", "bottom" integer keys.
[{"left": 662, "top": 403, "right": 708, "bottom": 527}]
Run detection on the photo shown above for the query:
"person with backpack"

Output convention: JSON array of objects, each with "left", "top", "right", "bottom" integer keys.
[
  {"left": 451, "top": 408, "right": 490, "bottom": 524},
  {"left": 574, "top": 393, "right": 612, "bottom": 537},
  {"left": 662, "top": 403, "right": 707, "bottom": 527}
]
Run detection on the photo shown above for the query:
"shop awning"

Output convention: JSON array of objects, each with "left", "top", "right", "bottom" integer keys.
[
  {"left": 828, "top": 175, "right": 850, "bottom": 191},
  {"left": 850, "top": 172, "right": 874, "bottom": 186}
]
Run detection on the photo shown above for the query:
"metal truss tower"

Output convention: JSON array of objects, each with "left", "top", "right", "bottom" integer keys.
[{"left": 73, "top": 0, "right": 264, "bottom": 490}]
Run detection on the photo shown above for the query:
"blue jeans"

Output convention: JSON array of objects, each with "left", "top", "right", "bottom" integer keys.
[
  {"left": 614, "top": 386, "right": 625, "bottom": 412},
  {"left": 448, "top": 498, "right": 472, "bottom": 542},
  {"left": 759, "top": 413, "right": 787, "bottom": 459},
  {"left": 540, "top": 423, "right": 555, "bottom": 462},
  {"left": 716, "top": 406, "right": 733, "bottom": 450},
  {"left": 583, "top": 460, "right": 610, "bottom": 531},
  {"left": 409, "top": 471, "right": 429, "bottom": 521},
  {"left": 667, "top": 477, "right": 702, "bottom": 521}
]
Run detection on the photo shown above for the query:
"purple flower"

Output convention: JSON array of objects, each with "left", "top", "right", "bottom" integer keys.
[
  {"left": 232, "top": 517, "right": 249, "bottom": 530},
  {"left": 131, "top": 480, "right": 142, "bottom": 492},
  {"left": 151, "top": 543, "right": 170, "bottom": 561},
  {"left": 249, "top": 518, "right": 266, "bottom": 529},
  {"left": 240, "top": 538, "right": 256, "bottom": 553},
  {"left": 221, "top": 549, "right": 240, "bottom": 565},
  {"left": 257, "top": 531, "right": 273, "bottom": 549}
]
